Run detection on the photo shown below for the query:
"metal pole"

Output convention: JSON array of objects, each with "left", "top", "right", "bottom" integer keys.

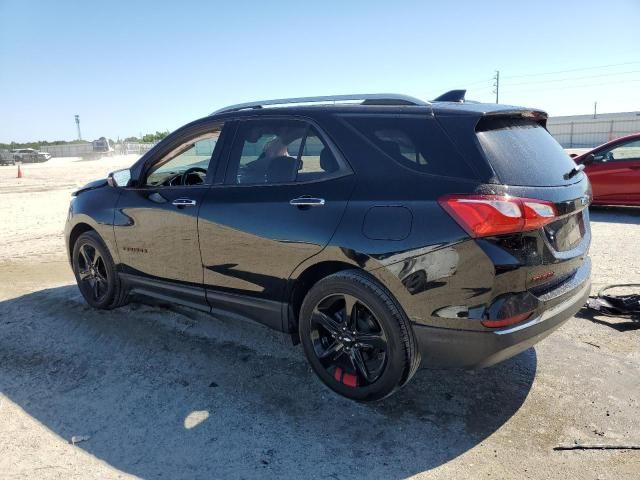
[
  {"left": 493, "top": 70, "right": 500, "bottom": 104},
  {"left": 609, "top": 119, "right": 615, "bottom": 141},
  {"left": 75, "top": 114, "right": 82, "bottom": 140},
  {"left": 569, "top": 122, "right": 574, "bottom": 148},
  {"left": 593, "top": 102, "right": 597, "bottom": 119}
]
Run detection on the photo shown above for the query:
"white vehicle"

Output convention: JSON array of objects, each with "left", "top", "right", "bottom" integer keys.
[
  {"left": 11, "top": 148, "right": 52, "bottom": 162},
  {"left": 92, "top": 137, "right": 114, "bottom": 154},
  {"left": 0, "top": 149, "right": 15, "bottom": 165}
]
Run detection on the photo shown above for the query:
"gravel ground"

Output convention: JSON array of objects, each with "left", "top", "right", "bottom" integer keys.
[{"left": 0, "top": 157, "right": 639, "bottom": 479}]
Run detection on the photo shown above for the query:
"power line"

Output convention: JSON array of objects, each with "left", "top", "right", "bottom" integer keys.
[
  {"left": 465, "top": 77, "right": 494, "bottom": 87},
  {"left": 501, "top": 60, "right": 640, "bottom": 79},
  {"left": 501, "top": 77, "right": 640, "bottom": 94},
  {"left": 467, "top": 86, "right": 496, "bottom": 94},
  {"left": 506, "top": 69, "right": 640, "bottom": 87},
  {"left": 429, "top": 77, "right": 493, "bottom": 95},
  {"left": 434, "top": 60, "right": 640, "bottom": 99}
]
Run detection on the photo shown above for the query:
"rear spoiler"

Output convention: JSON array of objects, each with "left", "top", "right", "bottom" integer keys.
[{"left": 477, "top": 109, "right": 548, "bottom": 129}]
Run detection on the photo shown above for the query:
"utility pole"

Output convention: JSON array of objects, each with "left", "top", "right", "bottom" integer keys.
[
  {"left": 593, "top": 101, "right": 597, "bottom": 119},
  {"left": 493, "top": 70, "right": 500, "bottom": 104},
  {"left": 75, "top": 114, "right": 82, "bottom": 140}
]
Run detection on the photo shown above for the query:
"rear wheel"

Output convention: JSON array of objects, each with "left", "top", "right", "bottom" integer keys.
[
  {"left": 72, "top": 231, "right": 127, "bottom": 309},
  {"left": 299, "top": 270, "right": 420, "bottom": 401}
]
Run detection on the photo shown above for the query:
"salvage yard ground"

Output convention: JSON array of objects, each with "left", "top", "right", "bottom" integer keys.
[{"left": 0, "top": 156, "right": 639, "bottom": 479}]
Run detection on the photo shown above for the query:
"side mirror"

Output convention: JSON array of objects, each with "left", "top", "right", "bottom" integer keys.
[
  {"left": 107, "top": 168, "right": 132, "bottom": 187},
  {"left": 582, "top": 153, "right": 595, "bottom": 165}
]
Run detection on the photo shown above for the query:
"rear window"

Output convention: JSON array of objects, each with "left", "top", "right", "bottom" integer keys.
[
  {"left": 476, "top": 117, "right": 579, "bottom": 186},
  {"left": 343, "top": 115, "right": 477, "bottom": 179}
]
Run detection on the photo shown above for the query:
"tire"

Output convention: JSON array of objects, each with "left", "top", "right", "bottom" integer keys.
[
  {"left": 299, "top": 269, "right": 421, "bottom": 401},
  {"left": 72, "top": 231, "right": 128, "bottom": 309}
]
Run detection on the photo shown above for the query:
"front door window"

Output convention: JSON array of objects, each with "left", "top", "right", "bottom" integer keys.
[
  {"left": 145, "top": 130, "right": 221, "bottom": 187},
  {"left": 594, "top": 139, "right": 640, "bottom": 162}
]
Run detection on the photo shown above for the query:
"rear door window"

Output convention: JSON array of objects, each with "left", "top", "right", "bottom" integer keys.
[
  {"left": 226, "top": 118, "right": 346, "bottom": 185},
  {"left": 476, "top": 117, "right": 580, "bottom": 186},
  {"left": 341, "top": 115, "right": 476, "bottom": 179}
]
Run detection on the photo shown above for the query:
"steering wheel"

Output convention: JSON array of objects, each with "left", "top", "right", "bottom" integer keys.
[{"left": 181, "top": 167, "right": 207, "bottom": 185}]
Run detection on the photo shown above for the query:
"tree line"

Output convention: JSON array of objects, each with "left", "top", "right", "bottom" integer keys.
[{"left": 1, "top": 130, "right": 170, "bottom": 150}]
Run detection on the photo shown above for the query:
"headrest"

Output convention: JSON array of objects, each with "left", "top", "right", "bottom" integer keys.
[
  {"left": 319, "top": 148, "right": 339, "bottom": 173},
  {"left": 266, "top": 156, "right": 297, "bottom": 183},
  {"left": 379, "top": 140, "right": 402, "bottom": 160}
]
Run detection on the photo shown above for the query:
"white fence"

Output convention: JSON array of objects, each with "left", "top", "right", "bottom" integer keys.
[
  {"left": 119, "top": 143, "right": 156, "bottom": 155},
  {"left": 42, "top": 143, "right": 95, "bottom": 157},
  {"left": 42, "top": 142, "right": 156, "bottom": 157},
  {"left": 547, "top": 117, "right": 640, "bottom": 148}
]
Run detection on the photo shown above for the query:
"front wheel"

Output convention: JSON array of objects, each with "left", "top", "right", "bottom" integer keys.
[
  {"left": 72, "top": 231, "right": 128, "bottom": 309},
  {"left": 299, "top": 270, "right": 420, "bottom": 401}
]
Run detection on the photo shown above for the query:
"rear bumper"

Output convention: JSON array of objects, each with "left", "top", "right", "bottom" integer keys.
[{"left": 414, "top": 270, "right": 591, "bottom": 368}]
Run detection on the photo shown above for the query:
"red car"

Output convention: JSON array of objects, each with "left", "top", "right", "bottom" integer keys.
[{"left": 573, "top": 133, "right": 640, "bottom": 206}]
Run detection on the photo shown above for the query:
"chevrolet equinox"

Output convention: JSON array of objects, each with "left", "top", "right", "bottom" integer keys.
[{"left": 65, "top": 92, "right": 592, "bottom": 401}]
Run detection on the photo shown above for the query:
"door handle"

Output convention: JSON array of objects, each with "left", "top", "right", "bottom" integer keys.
[
  {"left": 289, "top": 197, "right": 325, "bottom": 207},
  {"left": 172, "top": 198, "right": 197, "bottom": 207}
]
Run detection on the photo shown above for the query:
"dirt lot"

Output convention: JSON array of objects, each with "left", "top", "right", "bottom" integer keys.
[{"left": 0, "top": 157, "right": 639, "bottom": 479}]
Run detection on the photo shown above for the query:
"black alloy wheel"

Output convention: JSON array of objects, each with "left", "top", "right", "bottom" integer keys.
[
  {"left": 72, "top": 230, "right": 127, "bottom": 309},
  {"left": 77, "top": 243, "right": 109, "bottom": 303},
  {"left": 299, "top": 270, "right": 420, "bottom": 401},
  {"left": 310, "top": 293, "right": 388, "bottom": 388}
]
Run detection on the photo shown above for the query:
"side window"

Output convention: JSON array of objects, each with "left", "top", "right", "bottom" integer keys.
[
  {"left": 296, "top": 128, "right": 340, "bottom": 181},
  {"left": 366, "top": 128, "right": 428, "bottom": 165},
  {"left": 228, "top": 119, "right": 342, "bottom": 185},
  {"left": 342, "top": 115, "right": 475, "bottom": 178},
  {"left": 595, "top": 139, "right": 640, "bottom": 162},
  {"left": 145, "top": 127, "right": 222, "bottom": 187}
]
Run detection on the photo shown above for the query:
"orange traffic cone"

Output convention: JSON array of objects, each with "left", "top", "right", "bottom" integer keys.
[{"left": 17, "top": 164, "right": 22, "bottom": 178}]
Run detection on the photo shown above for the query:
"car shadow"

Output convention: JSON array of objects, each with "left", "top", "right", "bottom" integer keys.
[
  {"left": 0, "top": 286, "right": 537, "bottom": 479},
  {"left": 589, "top": 205, "right": 640, "bottom": 224}
]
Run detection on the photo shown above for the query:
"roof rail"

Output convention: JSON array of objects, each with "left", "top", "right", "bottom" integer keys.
[{"left": 211, "top": 93, "right": 429, "bottom": 115}]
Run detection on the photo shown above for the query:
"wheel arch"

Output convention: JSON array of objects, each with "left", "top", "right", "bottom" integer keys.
[
  {"left": 287, "top": 260, "right": 362, "bottom": 334},
  {"left": 68, "top": 222, "right": 96, "bottom": 258}
]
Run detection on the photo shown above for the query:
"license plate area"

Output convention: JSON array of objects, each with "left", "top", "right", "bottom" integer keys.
[{"left": 544, "top": 211, "right": 585, "bottom": 251}]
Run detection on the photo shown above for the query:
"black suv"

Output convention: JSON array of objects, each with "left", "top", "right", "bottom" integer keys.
[{"left": 65, "top": 92, "right": 591, "bottom": 401}]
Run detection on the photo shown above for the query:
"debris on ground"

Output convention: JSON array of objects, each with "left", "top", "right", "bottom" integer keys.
[
  {"left": 69, "top": 435, "right": 91, "bottom": 445},
  {"left": 585, "top": 284, "right": 640, "bottom": 320},
  {"left": 554, "top": 442, "right": 640, "bottom": 451}
]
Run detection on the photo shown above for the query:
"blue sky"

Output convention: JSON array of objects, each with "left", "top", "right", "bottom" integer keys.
[{"left": 1, "top": 0, "right": 639, "bottom": 142}]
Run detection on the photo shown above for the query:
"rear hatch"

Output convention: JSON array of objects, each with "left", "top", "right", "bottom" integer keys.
[
  {"left": 479, "top": 114, "right": 590, "bottom": 293},
  {"left": 439, "top": 111, "right": 591, "bottom": 302}
]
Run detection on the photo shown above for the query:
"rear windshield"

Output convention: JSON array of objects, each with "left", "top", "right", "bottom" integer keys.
[
  {"left": 476, "top": 117, "right": 579, "bottom": 186},
  {"left": 343, "top": 115, "right": 477, "bottom": 179}
]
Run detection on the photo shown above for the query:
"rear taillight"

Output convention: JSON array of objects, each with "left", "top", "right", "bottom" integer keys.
[
  {"left": 438, "top": 194, "right": 558, "bottom": 238},
  {"left": 481, "top": 311, "right": 533, "bottom": 328}
]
